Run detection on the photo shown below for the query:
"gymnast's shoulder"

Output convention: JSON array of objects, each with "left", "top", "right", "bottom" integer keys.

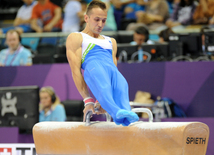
[{"left": 66, "top": 32, "right": 83, "bottom": 48}]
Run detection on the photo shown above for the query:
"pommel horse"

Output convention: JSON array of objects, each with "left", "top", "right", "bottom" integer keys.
[{"left": 33, "top": 108, "right": 209, "bottom": 155}]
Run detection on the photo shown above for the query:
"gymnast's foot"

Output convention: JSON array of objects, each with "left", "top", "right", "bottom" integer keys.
[
  {"left": 116, "top": 109, "right": 139, "bottom": 124},
  {"left": 114, "top": 117, "right": 130, "bottom": 126}
]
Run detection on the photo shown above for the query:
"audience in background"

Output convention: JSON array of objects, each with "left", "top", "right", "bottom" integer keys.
[
  {"left": 130, "top": 25, "right": 154, "bottom": 45},
  {"left": 158, "top": 27, "right": 174, "bottom": 43},
  {"left": 166, "top": 0, "right": 196, "bottom": 29},
  {"left": 101, "top": 0, "right": 117, "bottom": 31},
  {"left": 1, "top": 0, "right": 214, "bottom": 64},
  {"left": 167, "top": 0, "right": 181, "bottom": 15},
  {"left": 124, "top": 0, "right": 146, "bottom": 20},
  {"left": 111, "top": 0, "right": 135, "bottom": 11},
  {"left": 31, "top": 0, "right": 63, "bottom": 33},
  {"left": 0, "top": 30, "right": 32, "bottom": 66},
  {"left": 39, "top": 86, "right": 66, "bottom": 122},
  {"left": 78, "top": 1, "right": 88, "bottom": 31},
  {"left": 209, "top": 15, "right": 214, "bottom": 27},
  {"left": 193, "top": 0, "right": 214, "bottom": 25},
  {"left": 127, "top": 0, "right": 169, "bottom": 31},
  {"left": 193, "top": 0, "right": 214, "bottom": 28},
  {"left": 62, "top": 0, "right": 82, "bottom": 33},
  {"left": 111, "top": 0, "right": 135, "bottom": 29},
  {"left": 0, "top": 0, "right": 37, "bottom": 35}
]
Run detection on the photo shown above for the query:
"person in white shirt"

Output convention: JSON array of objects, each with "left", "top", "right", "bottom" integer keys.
[
  {"left": 0, "top": 0, "right": 37, "bottom": 34},
  {"left": 62, "top": 0, "right": 82, "bottom": 33}
]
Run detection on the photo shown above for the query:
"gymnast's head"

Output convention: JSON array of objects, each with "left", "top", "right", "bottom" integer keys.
[{"left": 84, "top": 0, "right": 107, "bottom": 34}]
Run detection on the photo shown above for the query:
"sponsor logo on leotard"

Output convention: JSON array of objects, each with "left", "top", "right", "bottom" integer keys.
[{"left": 81, "top": 43, "right": 95, "bottom": 64}]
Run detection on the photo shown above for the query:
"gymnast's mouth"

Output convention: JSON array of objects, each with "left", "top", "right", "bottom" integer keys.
[{"left": 97, "top": 28, "right": 102, "bottom": 32}]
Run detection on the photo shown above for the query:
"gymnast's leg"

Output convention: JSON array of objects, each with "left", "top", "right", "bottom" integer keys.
[
  {"left": 84, "top": 61, "right": 122, "bottom": 123},
  {"left": 112, "top": 68, "right": 139, "bottom": 123},
  {"left": 84, "top": 61, "right": 138, "bottom": 126}
]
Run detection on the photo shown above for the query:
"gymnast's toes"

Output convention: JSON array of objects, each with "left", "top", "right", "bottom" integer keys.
[{"left": 116, "top": 109, "right": 139, "bottom": 123}]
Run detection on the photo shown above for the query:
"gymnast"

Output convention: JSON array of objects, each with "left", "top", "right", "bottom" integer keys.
[{"left": 66, "top": 0, "right": 139, "bottom": 126}]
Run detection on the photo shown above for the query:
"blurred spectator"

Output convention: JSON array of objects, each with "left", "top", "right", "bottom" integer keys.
[
  {"left": 111, "top": 0, "right": 135, "bottom": 10},
  {"left": 78, "top": 1, "right": 88, "bottom": 31},
  {"left": 31, "top": 0, "right": 63, "bottom": 32},
  {"left": 130, "top": 25, "right": 154, "bottom": 45},
  {"left": 158, "top": 27, "right": 174, "bottom": 43},
  {"left": 193, "top": 0, "right": 214, "bottom": 25},
  {"left": 166, "top": 0, "right": 196, "bottom": 28},
  {"left": 62, "top": 0, "right": 81, "bottom": 33},
  {"left": 111, "top": 0, "right": 135, "bottom": 29},
  {"left": 39, "top": 86, "right": 67, "bottom": 122},
  {"left": 0, "top": 0, "right": 37, "bottom": 35},
  {"left": 209, "top": 15, "right": 214, "bottom": 26},
  {"left": 0, "top": 30, "right": 32, "bottom": 66},
  {"left": 127, "top": 0, "right": 169, "bottom": 31},
  {"left": 167, "top": 0, "right": 181, "bottom": 15},
  {"left": 101, "top": 0, "right": 117, "bottom": 31},
  {"left": 124, "top": 0, "right": 147, "bottom": 20}
]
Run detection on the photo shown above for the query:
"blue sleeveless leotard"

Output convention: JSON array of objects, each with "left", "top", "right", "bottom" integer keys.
[{"left": 80, "top": 32, "right": 138, "bottom": 126}]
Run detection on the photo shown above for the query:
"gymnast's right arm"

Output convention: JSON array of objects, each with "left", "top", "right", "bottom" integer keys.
[{"left": 66, "top": 33, "right": 95, "bottom": 119}]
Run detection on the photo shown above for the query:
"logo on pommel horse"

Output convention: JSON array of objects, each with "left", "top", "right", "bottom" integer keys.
[
  {"left": 186, "top": 137, "right": 206, "bottom": 144},
  {"left": 1, "top": 92, "right": 17, "bottom": 116}
]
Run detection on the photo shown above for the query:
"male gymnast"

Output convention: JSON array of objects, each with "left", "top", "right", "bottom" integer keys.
[{"left": 66, "top": 0, "right": 139, "bottom": 126}]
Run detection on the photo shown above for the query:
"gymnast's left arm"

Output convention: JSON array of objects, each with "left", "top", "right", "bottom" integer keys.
[{"left": 111, "top": 38, "right": 117, "bottom": 67}]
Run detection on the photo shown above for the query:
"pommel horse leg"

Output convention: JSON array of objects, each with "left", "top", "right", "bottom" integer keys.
[{"left": 33, "top": 108, "right": 209, "bottom": 155}]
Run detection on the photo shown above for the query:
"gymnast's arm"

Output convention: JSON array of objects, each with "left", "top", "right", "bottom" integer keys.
[
  {"left": 66, "top": 33, "right": 95, "bottom": 116},
  {"left": 111, "top": 38, "right": 118, "bottom": 66}
]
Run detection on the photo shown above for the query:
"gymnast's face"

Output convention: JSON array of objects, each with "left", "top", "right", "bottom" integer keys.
[
  {"left": 40, "top": 92, "right": 52, "bottom": 108},
  {"left": 85, "top": 8, "right": 107, "bottom": 34}
]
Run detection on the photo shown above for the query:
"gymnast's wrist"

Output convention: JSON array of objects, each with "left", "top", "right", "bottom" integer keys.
[{"left": 83, "top": 97, "right": 95, "bottom": 107}]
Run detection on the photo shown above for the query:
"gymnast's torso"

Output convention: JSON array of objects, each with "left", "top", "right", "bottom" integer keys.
[{"left": 80, "top": 32, "right": 115, "bottom": 70}]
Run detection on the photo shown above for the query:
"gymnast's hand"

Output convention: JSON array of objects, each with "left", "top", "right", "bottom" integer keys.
[
  {"left": 83, "top": 104, "right": 95, "bottom": 122},
  {"left": 83, "top": 97, "right": 96, "bottom": 122},
  {"left": 94, "top": 101, "right": 106, "bottom": 115}
]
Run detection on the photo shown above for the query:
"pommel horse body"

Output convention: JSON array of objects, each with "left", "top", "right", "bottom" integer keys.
[{"left": 33, "top": 108, "right": 209, "bottom": 155}]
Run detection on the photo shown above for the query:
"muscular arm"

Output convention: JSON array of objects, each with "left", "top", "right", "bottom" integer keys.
[
  {"left": 66, "top": 33, "right": 90, "bottom": 99},
  {"left": 111, "top": 38, "right": 117, "bottom": 67}
]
